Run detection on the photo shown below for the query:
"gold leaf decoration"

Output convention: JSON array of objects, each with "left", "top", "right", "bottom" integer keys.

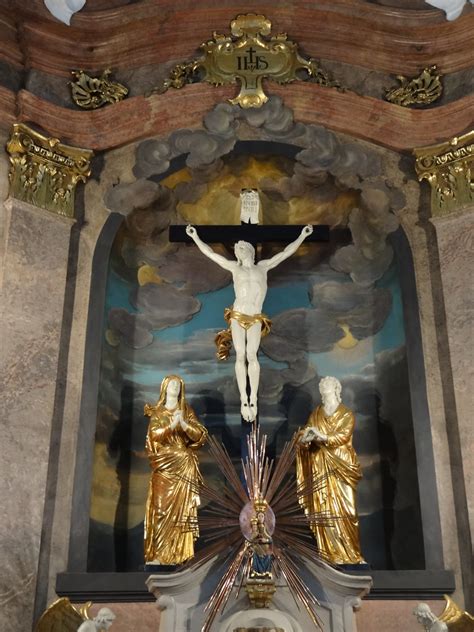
[
  {"left": 385, "top": 65, "right": 443, "bottom": 107},
  {"left": 414, "top": 130, "right": 474, "bottom": 218},
  {"left": 34, "top": 597, "right": 83, "bottom": 632},
  {"left": 6, "top": 123, "right": 93, "bottom": 219},
  {"left": 152, "top": 13, "right": 340, "bottom": 108},
  {"left": 439, "top": 595, "right": 474, "bottom": 631},
  {"left": 70, "top": 69, "right": 128, "bottom": 110}
]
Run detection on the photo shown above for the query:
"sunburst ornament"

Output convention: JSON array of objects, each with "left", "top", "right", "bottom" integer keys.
[{"left": 187, "top": 426, "right": 337, "bottom": 632}]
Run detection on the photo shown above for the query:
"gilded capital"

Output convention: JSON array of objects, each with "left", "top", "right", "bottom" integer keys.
[
  {"left": 413, "top": 130, "right": 474, "bottom": 218},
  {"left": 6, "top": 123, "right": 94, "bottom": 219}
]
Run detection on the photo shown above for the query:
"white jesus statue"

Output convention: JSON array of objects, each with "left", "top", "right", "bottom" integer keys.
[{"left": 185, "top": 223, "right": 313, "bottom": 422}]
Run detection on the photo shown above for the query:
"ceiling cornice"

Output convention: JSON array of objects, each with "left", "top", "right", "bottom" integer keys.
[
  {"left": 4, "top": 3, "right": 474, "bottom": 76},
  {"left": 1, "top": 82, "right": 471, "bottom": 152}
]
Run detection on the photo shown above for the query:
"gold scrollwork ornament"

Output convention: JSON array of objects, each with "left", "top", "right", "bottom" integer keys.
[
  {"left": 70, "top": 69, "right": 128, "bottom": 109},
  {"left": 385, "top": 65, "right": 443, "bottom": 107},
  {"left": 155, "top": 13, "right": 339, "bottom": 108}
]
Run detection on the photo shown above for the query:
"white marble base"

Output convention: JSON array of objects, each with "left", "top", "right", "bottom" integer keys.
[{"left": 147, "top": 557, "right": 372, "bottom": 632}]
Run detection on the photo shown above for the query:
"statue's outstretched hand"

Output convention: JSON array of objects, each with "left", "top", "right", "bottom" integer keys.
[
  {"left": 302, "top": 224, "right": 313, "bottom": 237},
  {"left": 186, "top": 225, "right": 197, "bottom": 237}
]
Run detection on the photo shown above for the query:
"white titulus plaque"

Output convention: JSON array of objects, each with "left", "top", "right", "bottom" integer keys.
[{"left": 240, "top": 189, "right": 260, "bottom": 224}]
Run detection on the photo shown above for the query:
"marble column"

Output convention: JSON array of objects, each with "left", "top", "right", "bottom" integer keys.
[
  {"left": 0, "top": 198, "right": 75, "bottom": 632},
  {"left": 429, "top": 206, "right": 474, "bottom": 610}
]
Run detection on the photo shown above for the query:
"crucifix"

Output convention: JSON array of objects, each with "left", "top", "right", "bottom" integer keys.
[{"left": 169, "top": 190, "right": 331, "bottom": 424}]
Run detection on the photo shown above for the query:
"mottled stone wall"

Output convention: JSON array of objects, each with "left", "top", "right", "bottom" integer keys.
[
  {"left": 430, "top": 208, "right": 474, "bottom": 609},
  {"left": 396, "top": 199, "right": 466, "bottom": 604},
  {"left": 0, "top": 198, "right": 75, "bottom": 632}
]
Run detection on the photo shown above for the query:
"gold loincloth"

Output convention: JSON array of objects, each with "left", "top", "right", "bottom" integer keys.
[{"left": 215, "top": 307, "right": 272, "bottom": 361}]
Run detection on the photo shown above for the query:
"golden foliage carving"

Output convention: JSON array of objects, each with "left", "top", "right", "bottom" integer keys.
[
  {"left": 414, "top": 130, "right": 474, "bottom": 217},
  {"left": 71, "top": 69, "right": 128, "bottom": 109},
  {"left": 385, "top": 66, "right": 442, "bottom": 107},
  {"left": 6, "top": 123, "right": 93, "bottom": 218}
]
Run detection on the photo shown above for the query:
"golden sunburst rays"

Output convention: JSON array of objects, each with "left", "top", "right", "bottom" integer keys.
[{"left": 184, "top": 425, "right": 336, "bottom": 632}]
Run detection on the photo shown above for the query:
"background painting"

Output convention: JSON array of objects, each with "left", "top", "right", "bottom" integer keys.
[{"left": 88, "top": 147, "right": 424, "bottom": 572}]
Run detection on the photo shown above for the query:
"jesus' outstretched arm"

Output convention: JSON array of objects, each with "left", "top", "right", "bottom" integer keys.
[
  {"left": 259, "top": 224, "right": 313, "bottom": 270},
  {"left": 186, "top": 225, "right": 235, "bottom": 271}
]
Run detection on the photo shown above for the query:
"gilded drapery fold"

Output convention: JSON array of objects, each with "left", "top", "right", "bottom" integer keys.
[
  {"left": 296, "top": 404, "right": 365, "bottom": 565},
  {"left": 144, "top": 403, "right": 207, "bottom": 565}
]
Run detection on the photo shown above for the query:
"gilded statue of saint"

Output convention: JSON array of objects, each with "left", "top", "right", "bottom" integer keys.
[
  {"left": 296, "top": 376, "right": 365, "bottom": 565},
  {"left": 144, "top": 375, "right": 207, "bottom": 566}
]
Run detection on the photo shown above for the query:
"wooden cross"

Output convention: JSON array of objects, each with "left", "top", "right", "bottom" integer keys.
[{"left": 168, "top": 216, "right": 348, "bottom": 459}]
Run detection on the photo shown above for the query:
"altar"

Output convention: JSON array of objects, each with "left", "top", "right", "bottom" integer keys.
[{"left": 0, "top": 4, "right": 473, "bottom": 632}]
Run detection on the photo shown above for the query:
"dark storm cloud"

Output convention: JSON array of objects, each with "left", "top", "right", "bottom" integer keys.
[
  {"left": 131, "top": 283, "right": 201, "bottom": 328},
  {"left": 106, "top": 284, "right": 201, "bottom": 349},
  {"left": 311, "top": 281, "right": 392, "bottom": 339},
  {"left": 263, "top": 308, "right": 343, "bottom": 359},
  {"left": 108, "top": 308, "right": 154, "bottom": 349},
  {"left": 104, "top": 178, "right": 168, "bottom": 215},
  {"left": 331, "top": 243, "right": 394, "bottom": 287},
  {"left": 106, "top": 95, "right": 405, "bottom": 291},
  {"left": 134, "top": 139, "right": 172, "bottom": 178},
  {"left": 154, "top": 244, "right": 232, "bottom": 295}
]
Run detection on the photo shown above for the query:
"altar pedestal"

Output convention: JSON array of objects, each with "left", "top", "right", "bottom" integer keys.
[{"left": 147, "top": 557, "right": 372, "bottom": 632}]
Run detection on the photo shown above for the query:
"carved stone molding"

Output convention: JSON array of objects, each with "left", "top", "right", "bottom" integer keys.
[
  {"left": 414, "top": 130, "right": 474, "bottom": 217},
  {"left": 6, "top": 123, "right": 93, "bottom": 219}
]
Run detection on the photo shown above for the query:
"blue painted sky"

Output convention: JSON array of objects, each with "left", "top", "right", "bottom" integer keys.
[{"left": 103, "top": 258, "right": 406, "bottom": 386}]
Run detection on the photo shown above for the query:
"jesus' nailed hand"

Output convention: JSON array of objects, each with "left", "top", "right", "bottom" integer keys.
[{"left": 185, "top": 223, "right": 313, "bottom": 422}]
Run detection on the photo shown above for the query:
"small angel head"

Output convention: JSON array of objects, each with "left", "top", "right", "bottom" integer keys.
[
  {"left": 94, "top": 607, "right": 116, "bottom": 630},
  {"left": 413, "top": 603, "right": 436, "bottom": 625}
]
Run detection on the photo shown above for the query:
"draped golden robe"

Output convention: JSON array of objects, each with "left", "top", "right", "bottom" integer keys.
[
  {"left": 296, "top": 404, "right": 365, "bottom": 565},
  {"left": 144, "top": 403, "right": 207, "bottom": 565}
]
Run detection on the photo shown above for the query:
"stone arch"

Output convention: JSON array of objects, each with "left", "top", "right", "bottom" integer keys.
[{"left": 63, "top": 97, "right": 442, "bottom": 581}]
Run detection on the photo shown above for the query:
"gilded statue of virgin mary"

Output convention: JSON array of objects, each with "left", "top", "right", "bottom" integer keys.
[{"left": 144, "top": 375, "right": 207, "bottom": 565}]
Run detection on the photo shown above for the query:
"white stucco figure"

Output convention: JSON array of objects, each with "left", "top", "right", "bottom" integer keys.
[
  {"left": 77, "top": 607, "right": 116, "bottom": 632},
  {"left": 44, "top": 0, "right": 86, "bottom": 25},
  {"left": 186, "top": 223, "right": 313, "bottom": 421},
  {"left": 424, "top": 0, "right": 473, "bottom": 20},
  {"left": 413, "top": 604, "right": 448, "bottom": 632}
]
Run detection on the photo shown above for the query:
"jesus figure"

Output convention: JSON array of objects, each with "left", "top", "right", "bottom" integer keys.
[{"left": 185, "top": 223, "right": 313, "bottom": 421}]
